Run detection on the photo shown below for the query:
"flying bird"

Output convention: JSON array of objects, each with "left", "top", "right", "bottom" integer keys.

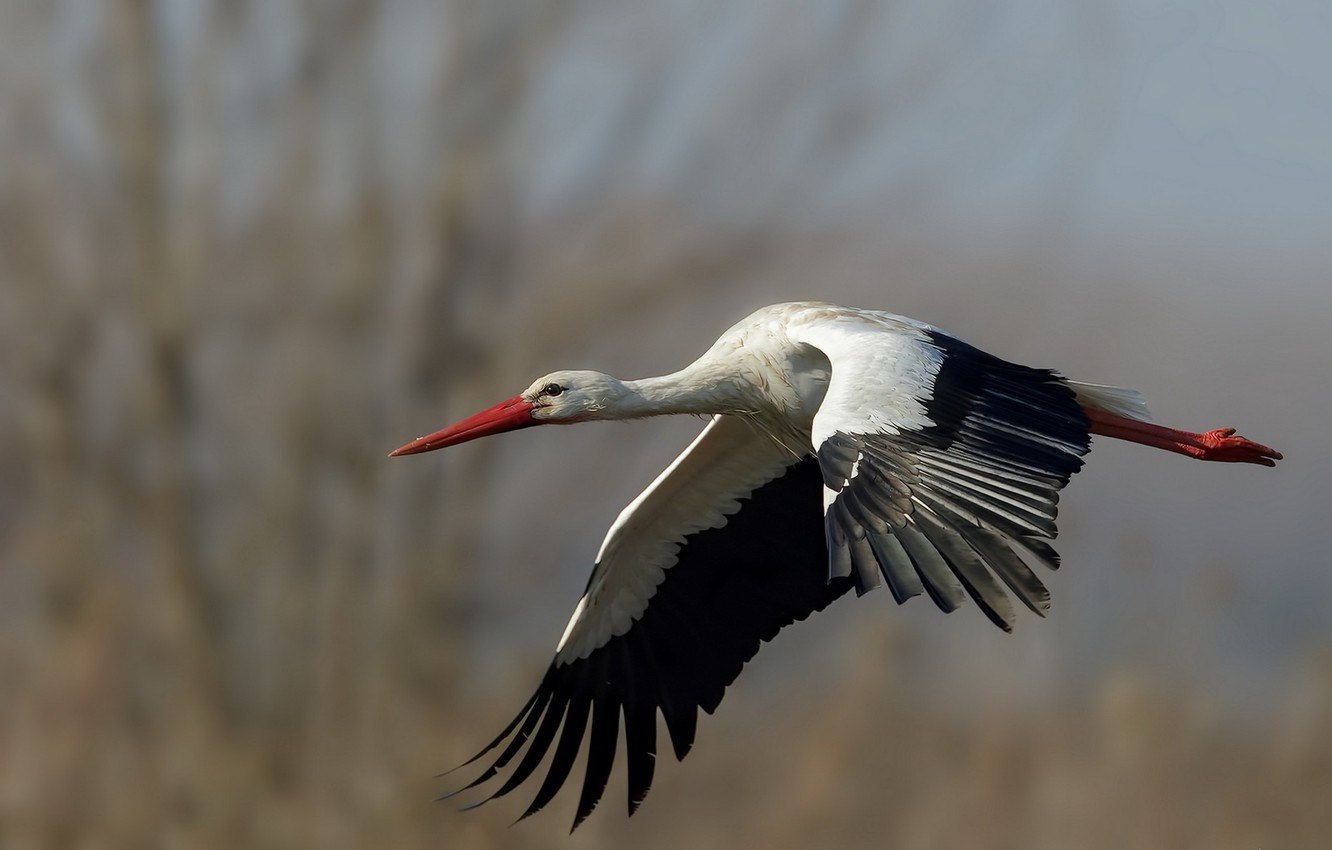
[{"left": 390, "top": 302, "right": 1280, "bottom": 829}]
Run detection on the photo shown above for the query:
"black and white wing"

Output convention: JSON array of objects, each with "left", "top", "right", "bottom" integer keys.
[
  {"left": 791, "top": 312, "right": 1091, "bottom": 631},
  {"left": 445, "top": 414, "right": 849, "bottom": 829}
]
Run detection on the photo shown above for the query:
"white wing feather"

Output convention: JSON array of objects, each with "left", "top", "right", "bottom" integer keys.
[
  {"left": 786, "top": 310, "right": 944, "bottom": 448},
  {"left": 555, "top": 414, "right": 795, "bottom": 664}
]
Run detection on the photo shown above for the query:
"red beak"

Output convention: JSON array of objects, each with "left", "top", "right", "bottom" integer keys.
[{"left": 389, "top": 396, "right": 537, "bottom": 457}]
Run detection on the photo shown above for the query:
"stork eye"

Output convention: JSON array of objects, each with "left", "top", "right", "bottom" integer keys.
[{"left": 541, "top": 382, "right": 564, "bottom": 397}]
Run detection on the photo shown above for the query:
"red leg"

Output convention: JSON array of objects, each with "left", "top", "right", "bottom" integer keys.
[{"left": 1082, "top": 407, "right": 1282, "bottom": 466}]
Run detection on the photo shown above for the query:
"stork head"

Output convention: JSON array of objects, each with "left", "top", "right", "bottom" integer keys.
[{"left": 389, "top": 370, "right": 628, "bottom": 456}]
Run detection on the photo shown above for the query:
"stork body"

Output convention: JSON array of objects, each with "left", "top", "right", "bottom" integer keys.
[{"left": 391, "top": 302, "right": 1280, "bottom": 828}]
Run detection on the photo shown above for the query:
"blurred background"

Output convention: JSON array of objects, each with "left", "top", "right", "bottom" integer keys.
[{"left": 2, "top": 1, "right": 1330, "bottom": 848}]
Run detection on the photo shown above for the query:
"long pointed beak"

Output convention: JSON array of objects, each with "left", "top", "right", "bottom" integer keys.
[{"left": 389, "top": 396, "right": 537, "bottom": 457}]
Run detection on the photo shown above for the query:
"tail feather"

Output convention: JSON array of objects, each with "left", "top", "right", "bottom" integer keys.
[{"left": 1065, "top": 381, "right": 1151, "bottom": 422}]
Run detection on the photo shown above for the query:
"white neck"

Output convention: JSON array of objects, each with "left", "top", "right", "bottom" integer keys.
[{"left": 615, "top": 363, "right": 754, "bottom": 419}]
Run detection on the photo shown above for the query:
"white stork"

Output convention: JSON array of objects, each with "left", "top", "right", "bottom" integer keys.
[{"left": 390, "top": 302, "right": 1280, "bottom": 828}]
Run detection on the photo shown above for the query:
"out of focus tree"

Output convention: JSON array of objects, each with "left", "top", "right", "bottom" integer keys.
[{"left": 1, "top": 2, "right": 1327, "bottom": 848}]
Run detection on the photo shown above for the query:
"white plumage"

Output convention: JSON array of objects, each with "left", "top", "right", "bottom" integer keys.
[
  {"left": 390, "top": 301, "right": 1281, "bottom": 828},
  {"left": 564, "top": 414, "right": 792, "bottom": 663}
]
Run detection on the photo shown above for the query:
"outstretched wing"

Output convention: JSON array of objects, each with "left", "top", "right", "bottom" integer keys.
[
  {"left": 790, "top": 312, "right": 1091, "bottom": 630},
  {"left": 446, "top": 415, "right": 851, "bottom": 829}
]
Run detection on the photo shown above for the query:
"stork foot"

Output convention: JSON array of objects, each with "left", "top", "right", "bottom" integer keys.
[
  {"left": 1083, "top": 407, "right": 1282, "bottom": 467},
  {"left": 1189, "top": 428, "right": 1283, "bottom": 466}
]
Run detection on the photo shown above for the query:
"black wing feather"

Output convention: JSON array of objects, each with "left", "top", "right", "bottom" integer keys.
[
  {"left": 445, "top": 457, "right": 853, "bottom": 828},
  {"left": 573, "top": 681, "right": 618, "bottom": 830},
  {"left": 517, "top": 679, "right": 592, "bottom": 821},
  {"left": 866, "top": 528, "right": 925, "bottom": 603},
  {"left": 819, "top": 331, "right": 1090, "bottom": 632},
  {"left": 485, "top": 685, "right": 569, "bottom": 804},
  {"left": 444, "top": 687, "right": 554, "bottom": 801}
]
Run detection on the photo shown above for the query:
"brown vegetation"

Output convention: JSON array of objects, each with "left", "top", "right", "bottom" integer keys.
[{"left": 2, "top": 4, "right": 1327, "bottom": 849}]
